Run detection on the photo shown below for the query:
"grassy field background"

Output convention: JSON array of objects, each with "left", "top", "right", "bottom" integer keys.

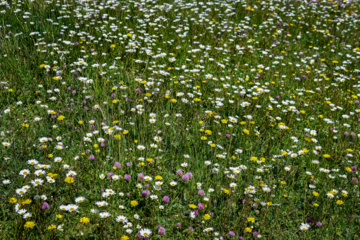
[{"left": 1, "top": 0, "right": 360, "bottom": 239}]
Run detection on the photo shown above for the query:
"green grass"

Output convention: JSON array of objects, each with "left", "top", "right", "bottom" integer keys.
[{"left": 1, "top": 0, "right": 360, "bottom": 239}]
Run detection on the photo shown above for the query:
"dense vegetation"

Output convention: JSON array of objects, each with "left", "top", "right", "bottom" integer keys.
[{"left": 1, "top": 0, "right": 360, "bottom": 239}]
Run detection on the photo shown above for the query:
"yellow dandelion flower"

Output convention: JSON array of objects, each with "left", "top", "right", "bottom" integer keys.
[
  {"left": 336, "top": 200, "right": 344, "bottom": 205},
  {"left": 65, "top": 177, "right": 74, "bottom": 184},
  {"left": 245, "top": 227, "right": 252, "bottom": 233},
  {"left": 80, "top": 217, "right": 90, "bottom": 224},
  {"left": 247, "top": 217, "right": 255, "bottom": 223},
  {"left": 250, "top": 156, "right": 258, "bottom": 161},
  {"left": 48, "top": 225, "right": 56, "bottom": 230},
  {"left": 24, "top": 221, "right": 35, "bottom": 229}
]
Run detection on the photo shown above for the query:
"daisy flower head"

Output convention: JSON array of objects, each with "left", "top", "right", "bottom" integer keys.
[
  {"left": 139, "top": 228, "right": 152, "bottom": 238},
  {"left": 300, "top": 223, "right": 310, "bottom": 231},
  {"left": 137, "top": 145, "right": 146, "bottom": 151}
]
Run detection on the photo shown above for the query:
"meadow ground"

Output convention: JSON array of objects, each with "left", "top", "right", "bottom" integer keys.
[{"left": 1, "top": 0, "right": 360, "bottom": 239}]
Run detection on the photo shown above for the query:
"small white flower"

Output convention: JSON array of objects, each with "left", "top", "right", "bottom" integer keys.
[{"left": 300, "top": 223, "right": 310, "bottom": 231}]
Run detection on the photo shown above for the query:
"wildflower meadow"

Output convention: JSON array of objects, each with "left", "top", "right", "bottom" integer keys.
[{"left": 1, "top": 0, "right": 360, "bottom": 239}]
